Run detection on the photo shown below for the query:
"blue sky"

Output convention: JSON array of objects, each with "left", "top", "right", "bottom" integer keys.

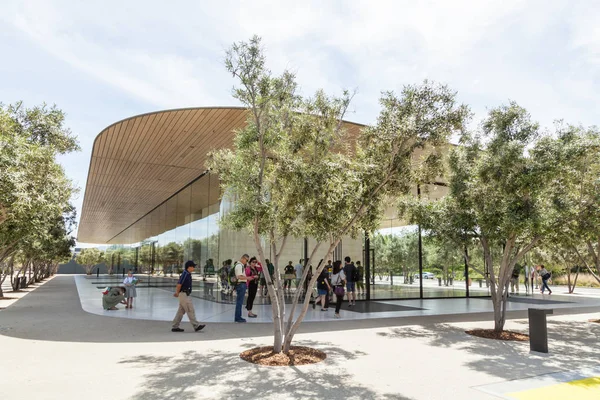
[{"left": 1, "top": 0, "right": 599, "bottom": 244}]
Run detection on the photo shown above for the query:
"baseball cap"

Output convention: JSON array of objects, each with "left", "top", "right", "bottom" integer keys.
[{"left": 184, "top": 260, "right": 197, "bottom": 269}]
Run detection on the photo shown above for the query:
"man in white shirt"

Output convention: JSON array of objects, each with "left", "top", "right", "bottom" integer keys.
[
  {"left": 295, "top": 259, "right": 304, "bottom": 290},
  {"left": 234, "top": 254, "right": 250, "bottom": 323}
]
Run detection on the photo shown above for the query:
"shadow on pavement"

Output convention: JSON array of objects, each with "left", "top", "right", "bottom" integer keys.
[
  {"left": 376, "top": 319, "right": 600, "bottom": 380},
  {"left": 120, "top": 340, "right": 412, "bottom": 400}
]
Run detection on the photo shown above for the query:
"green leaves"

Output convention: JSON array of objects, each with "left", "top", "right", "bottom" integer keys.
[{"left": 0, "top": 102, "right": 78, "bottom": 265}]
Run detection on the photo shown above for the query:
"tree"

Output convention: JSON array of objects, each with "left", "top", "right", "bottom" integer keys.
[
  {"left": 76, "top": 248, "right": 105, "bottom": 275},
  {"left": 402, "top": 102, "right": 558, "bottom": 332},
  {"left": 0, "top": 102, "right": 78, "bottom": 296},
  {"left": 534, "top": 125, "right": 600, "bottom": 285},
  {"left": 209, "top": 36, "right": 469, "bottom": 353}
]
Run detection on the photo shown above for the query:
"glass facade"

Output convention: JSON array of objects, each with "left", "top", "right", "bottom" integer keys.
[{"left": 109, "top": 172, "right": 489, "bottom": 301}]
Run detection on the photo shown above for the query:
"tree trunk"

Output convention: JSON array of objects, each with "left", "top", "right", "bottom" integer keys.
[{"left": 282, "top": 242, "right": 337, "bottom": 353}]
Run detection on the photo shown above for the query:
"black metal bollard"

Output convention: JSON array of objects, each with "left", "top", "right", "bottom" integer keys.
[
  {"left": 528, "top": 308, "right": 553, "bottom": 353},
  {"left": 97, "top": 268, "right": 99, "bottom": 278}
]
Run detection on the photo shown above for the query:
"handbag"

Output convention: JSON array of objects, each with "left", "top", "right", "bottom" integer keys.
[
  {"left": 333, "top": 274, "right": 345, "bottom": 296},
  {"left": 542, "top": 272, "right": 551, "bottom": 280}
]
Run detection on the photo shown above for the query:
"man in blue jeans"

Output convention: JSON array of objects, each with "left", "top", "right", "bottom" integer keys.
[{"left": 234, "top": 254, "right": 250, "bottom": 322}]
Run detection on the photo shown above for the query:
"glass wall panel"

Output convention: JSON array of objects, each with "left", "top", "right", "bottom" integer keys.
[
  {"left": 465, "top": 242, "right": 492, "bottom": 297},
  {"left": 371, "top": 220, "right": 421, "bottom": 299},
  {"left": 421, "top": 232, "right": 466, "bottom": 298}
]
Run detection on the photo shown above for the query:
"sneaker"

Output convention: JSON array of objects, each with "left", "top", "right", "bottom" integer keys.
[
  {"left": 248, "top": 313, "right": 258, "bottom": 318},
  {"left": 171, "top": 328, "right": 184, "bottom": 332},
  {"left": 194, "top": 324, "right": 206, "bottom": 332},
  {"left": 235, "top": 318, "right": 247, "bottom": 323},
  {"left": 334, "top": 313, "right": 341, "bottom": 318}
]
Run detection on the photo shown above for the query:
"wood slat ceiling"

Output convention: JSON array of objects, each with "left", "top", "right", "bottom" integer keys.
[{"left": 78, "top": 107, "right": 365, "bottom": 244}]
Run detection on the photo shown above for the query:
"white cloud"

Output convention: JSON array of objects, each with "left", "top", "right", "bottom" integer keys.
[{"left": 2, "top": 0, "right": 600, "bottom": 242}]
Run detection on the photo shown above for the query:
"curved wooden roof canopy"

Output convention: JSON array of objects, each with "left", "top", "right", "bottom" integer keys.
[{"left": 78, "top": 107, "right": 365, "bottom": 244}]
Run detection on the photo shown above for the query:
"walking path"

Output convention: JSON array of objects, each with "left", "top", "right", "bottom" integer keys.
[{"left": 1, "top": 276, "right": 599, "bottom": 399}]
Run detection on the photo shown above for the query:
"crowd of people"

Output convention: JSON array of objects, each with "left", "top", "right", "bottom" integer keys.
[{"left": 100, "top": 256, "right": 554, "bottom": 332}]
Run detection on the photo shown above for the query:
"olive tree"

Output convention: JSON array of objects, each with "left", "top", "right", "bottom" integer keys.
[
  {"left": 209, "top": 36, "right": 469, "bottom": 353},
  {"left": 535, "top": 125, "right": 600, "bottom": 284},
  {"left": 0, "top": 102, "right": 78, "bottom": 296},
  {"left": 77, "top": 248, "right": 105, "bottom": 275},
  {"left": 402, "top": 103, "right": 561, "bottom": 332}
]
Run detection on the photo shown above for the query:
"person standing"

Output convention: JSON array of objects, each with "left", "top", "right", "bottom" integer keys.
[
  {"left": 123, "top": 270, "right": 138, "bottom": 309},
  {"left": 172, "top": 261, "right": 205, "bottom": 333},
  {"left": 343, "top": 256, "right": 357, "bottom": 306},
  {"left": 233, "top": 254, "right": 250, "bottom": 322},
  {"left": 245, "top": 257, "right": 260, "bottom": 318},
  {"left": 284, "top": 261, "right": 294, "bottom": 292},
  {"left": 331, "top": 260, "right": 346, "bottom": 318},
  {"left": 313, "top": 266, "right": 331, "bottom": 311},
  {"left": 295, "top": 259, "right": 304, "bottom": 291},
  {"left": 261, "top": 258, "right": 275, "bottom": 296},
  {"left": 537, "top": 264, "right": 553, "bottom": 294},
  {"left": 355, "top": 261, "right": 365, "bottom": 295},
  {"left": 510, "top": 265, "right": 520, "bottom": 295}
]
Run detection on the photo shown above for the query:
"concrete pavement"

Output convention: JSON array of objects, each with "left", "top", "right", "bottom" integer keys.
[{"left": 1, "top": 276, "right": 599, "bottom": 399}]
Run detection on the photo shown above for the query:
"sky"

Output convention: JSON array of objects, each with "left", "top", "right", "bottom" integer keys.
[{"left": 1, "top": 0, "right": 599, "bottom": 245}]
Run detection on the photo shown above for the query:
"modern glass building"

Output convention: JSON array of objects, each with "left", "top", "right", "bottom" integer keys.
[{"left": 78, "top": 107, "right": 491, "bottom": 301}]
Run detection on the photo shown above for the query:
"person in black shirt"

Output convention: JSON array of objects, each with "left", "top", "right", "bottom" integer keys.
[
  {"left": 171, "top": 260, "right": 205, "bottom": 332},
  {"left": 313, "top": 267, "right": 331, "bottom": 311},
  {"left": 343, "top": 256, "right": 357, "bottom": 306}
]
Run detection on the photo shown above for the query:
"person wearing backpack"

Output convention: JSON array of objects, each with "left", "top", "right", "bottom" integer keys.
[
  {"left": 510, "top": 265, "right": 521, "bottom": 295},
  {"left": 343, "top": 256, "right": 357, "bottom": 306},
  {"left": 536, "top": 264, "right": 553, "bottom": 295},
  {"left": 231, "top": 254, "right": 250, "bottom": 322}
]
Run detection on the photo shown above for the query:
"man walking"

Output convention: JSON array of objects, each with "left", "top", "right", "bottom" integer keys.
[
  {"left": 234, "top": 254, "right": 250, "bottom": 323},
  {"left": 172, "top": 260, "right": 205, "bottom": 332},
  {"left": 343, "top": 256, "right": 357, "bottom": 306}
]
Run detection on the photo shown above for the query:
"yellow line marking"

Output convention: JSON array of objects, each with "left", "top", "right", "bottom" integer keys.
[{"left": 507, "top": 376, "right": 600, "bottom": 400}]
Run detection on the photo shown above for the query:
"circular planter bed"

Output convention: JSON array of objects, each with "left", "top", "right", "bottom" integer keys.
[
  {"left": 240, "top": 346, "right": 326, "bottom": 366},
  {"left": 466, "top": 329, "right": 529, "bottom": 341}
]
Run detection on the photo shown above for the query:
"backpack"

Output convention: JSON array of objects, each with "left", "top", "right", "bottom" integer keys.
[
  {"left": 511, "top": 266, "right": 520, "bottom": 278},
  {"left": 229, "top": 262, "right": 243, "bottom": 286},
  {"left": 351, "top": 265, "right": 360, "bottom": 282}
]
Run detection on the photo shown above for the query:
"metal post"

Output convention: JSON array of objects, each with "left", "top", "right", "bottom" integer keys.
[
  {"left": 365, "top": 232, "right": 371, "bottom": 301},
  {"left": 303, "top": 238, "right": 308, "bottom": 266},
  {"left": 135, "top": 247, "right": 139, "bottom": 273},
  {"left": 417, "top": 185, "right": 423, "bottom": 299},
  {"left": 151, "top": 242, "right": 155, "bottom": 275},
  {"left": 529, "top": 308, "right": 553, "bottom": 353},
  {"left": 465, "top": 246, "right": 470, "bottom": 298}
]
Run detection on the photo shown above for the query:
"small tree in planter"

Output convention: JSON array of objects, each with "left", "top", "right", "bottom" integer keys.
[{"left": 209, "top": 36, "right": 469, "bottom": 359}]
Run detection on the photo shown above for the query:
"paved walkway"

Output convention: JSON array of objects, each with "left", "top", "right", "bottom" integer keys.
[
  {"left": 1, "top": 276, "right": 599, "bottom": 399},
  {"left": 74, "top": 274, "right": 600, "bottom": 325}
]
